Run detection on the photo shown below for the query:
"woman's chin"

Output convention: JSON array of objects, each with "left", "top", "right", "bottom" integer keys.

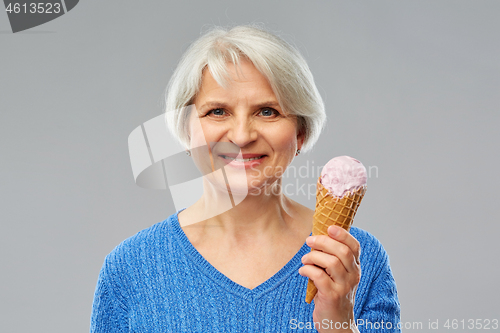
[{"left": 203, "top": 177, "right": 267, "bottom": 198}]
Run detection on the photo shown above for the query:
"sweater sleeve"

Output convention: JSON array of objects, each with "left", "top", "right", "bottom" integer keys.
[
  {"left": 90, "top": 259, "right": 129, "bottom": 333},
  {"left": 356, "top": 246, "right": 401, "bottom": 333}
]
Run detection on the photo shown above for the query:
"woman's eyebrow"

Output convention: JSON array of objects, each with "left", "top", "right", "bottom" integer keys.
[
  {"left": 254, "top": 101, "right": 280, "bottom": 108},
  {"left": 199, "top": 101, "right": 229, "bottom": 109}
]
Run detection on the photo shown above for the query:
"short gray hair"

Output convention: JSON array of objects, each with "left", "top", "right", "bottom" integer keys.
[{"left": 164, "top": 25, "right": 326, "bottom": 152}]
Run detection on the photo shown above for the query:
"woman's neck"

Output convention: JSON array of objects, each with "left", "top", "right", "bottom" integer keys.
[{"left": 179, "top": 178, "right": 310, "bottom": 242}]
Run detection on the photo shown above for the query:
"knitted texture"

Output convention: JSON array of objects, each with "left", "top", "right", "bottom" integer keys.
[{"left": 90, "top": 211, "right": 400, "bottom": 332}]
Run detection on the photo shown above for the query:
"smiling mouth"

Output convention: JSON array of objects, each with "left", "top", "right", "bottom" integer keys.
[{"left": 219, "top": 155, "right": 266, "bottom": 162}]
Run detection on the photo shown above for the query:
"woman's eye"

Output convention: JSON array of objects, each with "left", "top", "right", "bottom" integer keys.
[
  {"left": 259, "top": 108, "right": 278, "bottom": 117},
  {"left": 208, "top": 108, "right": 226, "bottom": 117}
]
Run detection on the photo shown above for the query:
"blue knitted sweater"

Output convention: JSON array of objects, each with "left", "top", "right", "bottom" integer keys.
[{"left": 90, "top": 211, "right": 400, "bottom": 332}]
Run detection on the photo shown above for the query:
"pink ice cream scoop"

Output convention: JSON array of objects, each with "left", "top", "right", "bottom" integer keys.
[{"left": 320, "top": 156, "right": 367, "bottom": 198}]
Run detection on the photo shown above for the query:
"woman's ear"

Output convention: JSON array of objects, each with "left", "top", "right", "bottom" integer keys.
[{"left": 296, "top": 127, "right": 305, "bottom": 152}]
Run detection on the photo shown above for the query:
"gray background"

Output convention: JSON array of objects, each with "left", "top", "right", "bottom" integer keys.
[{"left": 1, "top": 0, "right": 499, "bottom": 332}]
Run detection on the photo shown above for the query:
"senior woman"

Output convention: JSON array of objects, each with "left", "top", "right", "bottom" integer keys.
[{"left": 91, "top": 25, "right": 400, "bottom": 333}]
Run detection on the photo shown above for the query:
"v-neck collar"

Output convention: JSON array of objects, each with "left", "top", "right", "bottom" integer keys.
[{"left": 170, "top": 209, "right": 311, "bottom": 301}]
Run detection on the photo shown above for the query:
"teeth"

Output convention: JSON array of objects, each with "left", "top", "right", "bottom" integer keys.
[{"left": 222, "top": 155, "right": 263, "bottom": 162}]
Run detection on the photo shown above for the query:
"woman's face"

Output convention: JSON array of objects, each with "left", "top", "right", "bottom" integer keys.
[{"left": 189, "top": 59, "right": 303, "bottom": 195}]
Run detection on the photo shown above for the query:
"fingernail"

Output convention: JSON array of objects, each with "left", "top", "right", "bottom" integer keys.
[
  {"left": 328, "top": 226, "right": 340, "bottom": 237},
  {"left": 306, "top": 236, "right": 315, "bottom": 246}
]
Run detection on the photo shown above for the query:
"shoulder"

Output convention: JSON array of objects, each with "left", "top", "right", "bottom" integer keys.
[
  {"left": 103, "top": 212, "right": 179, "bottom": 272},
  {"left": 349, "top": 226, "right": 390, "bottom": 278},
  {"left": 349, "top": 226, "right": 384, "bottom": 254}
]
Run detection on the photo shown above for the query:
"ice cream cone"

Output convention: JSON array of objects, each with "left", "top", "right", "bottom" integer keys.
[{"left": 305, "top": 177, "right": 367, "bottom": 303}]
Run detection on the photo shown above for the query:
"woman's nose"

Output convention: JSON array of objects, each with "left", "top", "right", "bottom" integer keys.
[{"left": 226, "top": 117, "right": 257, "bottom": 147}]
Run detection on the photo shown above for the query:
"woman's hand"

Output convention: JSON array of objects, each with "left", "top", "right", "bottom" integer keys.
[{"left": 299, "top": 225, "right": 361, "bottom": 333}]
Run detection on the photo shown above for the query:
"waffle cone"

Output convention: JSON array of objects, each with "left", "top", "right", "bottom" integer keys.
[{"left": 305, "top": 178, "right": 367, "bottom": 303}]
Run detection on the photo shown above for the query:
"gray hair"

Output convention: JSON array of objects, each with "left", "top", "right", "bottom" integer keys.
[{"left": 164, "top": 25, "right": 326, "bottom": 152}]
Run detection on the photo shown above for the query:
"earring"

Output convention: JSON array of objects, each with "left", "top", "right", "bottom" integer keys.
[
  {"left": 296, "top": 149, "right": 301, "bottom": 156},
  {"left": 185, "top": 150, "right": 191, "bottom": 156}
]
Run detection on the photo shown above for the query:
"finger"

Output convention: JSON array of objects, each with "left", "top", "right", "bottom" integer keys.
[
  {"left": 299, "top": 264, "right": 337, "bottom": 295},
  {"left": 306, "top": 234, "right": 359, "bottom": 273},
  {"left": 301, "top": 250, "right": 349, "bottom": 282},
  {"left": 327, "top": 226, "right": 361, "bottom": 264}
]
